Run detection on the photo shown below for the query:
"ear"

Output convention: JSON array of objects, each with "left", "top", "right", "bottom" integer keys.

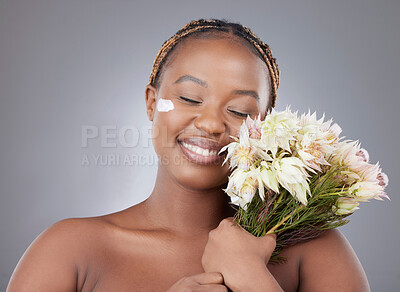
[{"left": 145, "top": 84, "right": 157, "bottom": 121}]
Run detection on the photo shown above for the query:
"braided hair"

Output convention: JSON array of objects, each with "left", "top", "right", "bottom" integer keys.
[{"left": 148, "top": 18, "right": 280, "bottom": 113}]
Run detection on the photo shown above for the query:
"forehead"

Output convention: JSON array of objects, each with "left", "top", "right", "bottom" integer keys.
[{"left": 163, "top": 37, "right": 271, "bottom": 92}]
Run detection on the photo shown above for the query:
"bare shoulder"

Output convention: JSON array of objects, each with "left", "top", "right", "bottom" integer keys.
[
  {"left": 7, "top": 216, "right": 113, "bottom": 292},
  {"left": 296, "top": 228, "right": 371, "bottom": 292}
]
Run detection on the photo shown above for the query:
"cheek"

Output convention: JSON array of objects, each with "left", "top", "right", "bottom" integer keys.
[
  {"left": 150, "top": 108, "right": 234, "bottom": 188},
  {"left": 151, "top": 108, "right": 191, "bottom": 152},
  {"left": 227, "top": 122, "right": 242, "bottom": 140}
]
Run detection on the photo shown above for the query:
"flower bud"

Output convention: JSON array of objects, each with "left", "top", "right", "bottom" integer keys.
[
  {"left": 356, "top": 148, "right": 369, "bottom": 163},
  {"left": 377, "top": 171, "right": 389, "bottom": 188},
  {"left": 334, "top": 197, "right": 359, "bottom": 215}
]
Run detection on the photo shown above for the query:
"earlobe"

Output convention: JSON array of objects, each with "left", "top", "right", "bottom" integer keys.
[{"left": 145, "top": 84, "right": 157, "bottom": 121}]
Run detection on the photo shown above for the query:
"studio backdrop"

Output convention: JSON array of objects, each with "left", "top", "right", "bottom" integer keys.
[{"left": 0, "top": 0, "right": 399, "bottom": 291}]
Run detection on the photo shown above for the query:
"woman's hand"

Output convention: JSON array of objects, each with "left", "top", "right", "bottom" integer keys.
[
  {"left": 166, "top": 272, "right": 228, "bottom": 291},
  {"left": 201, "top": 217, "right": 282, "bottom": 292}
]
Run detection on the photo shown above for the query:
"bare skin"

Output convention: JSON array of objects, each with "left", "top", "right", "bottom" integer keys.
[{"left": 7, "top": 35, "right": 370, "bottom": 292}]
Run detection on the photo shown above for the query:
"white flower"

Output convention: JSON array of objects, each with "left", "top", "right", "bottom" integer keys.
[
  {"left": 260, "top": 105, "right": 300, "bottom": 157},
  {"left": 334, "top": 197, "right": 360, "bottom": 215},
  {"left": 295, "top": 110, "right": 340, "bottom": 173},
  {"left": 330, "top": 140, "right": 362, "bottom": 167},
  {"left": 349, "top": 180, "right": 384, "bottom": 202},
  {"left": 221, "top": 107, "right": 390, "bottom": 211},
  {"left": 357, "top": 161, "right": 381, "bottom": 183},
  {"left": 299, "top": 110, "right": 342, "bottom": 145},
  {"left": 260, "top": 161, "right": 280, "bottom": 193},
  {"left": 296, "top": 143, "right": 332, "bottom": 173},
  {"left": 355, "top": 148, "right": 370, "bottom": 163},
  {"left": 329, "top": 140, "right": 378, "bottom": 184},
  {"left": 220, "top": 122, "right": 255, "bottom": 170},
  {"left": 271, "top": 153, "right": 311, "bottom": 205},
  {"left": 246, "top": 114, "right": 262, "bottom": 140},
  {"left": 220, "top": 121, "right": 272, "bottom": 170},
  {"left": 377, "top": 171, "right": 389, "bottom": 188},
  {"left": 224, "top": 167, "right": 265, "bottom": 210}
]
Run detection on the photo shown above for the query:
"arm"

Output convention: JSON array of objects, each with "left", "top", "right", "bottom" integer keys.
[
  {"left": 298, "top": 228, "right": 370, "bottom": 292},
  {"left": 166, "top": 272, "right": 228, "bottom": 291},
  {"left": 7, "top": 219, "right": 83, "bottom": 292}
]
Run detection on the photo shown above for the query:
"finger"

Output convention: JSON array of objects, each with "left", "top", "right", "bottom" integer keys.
[
  {"left": 192, "top": 272, "right": 224, "bottom": 285},
  {"left": 220, "top": 217, "right": 241, "bottom": 229},
  {"left": 200, "top": 283, "right": 229, "bottom": 291},
  {"left": 261, "top": 232, "right": 277, "bottom": 241},
  {"left": 269, "top": 232, "right": 277, "bottom": 240},
  {"left": 259, "top": 233, "right": 277, "bottom": 254}
]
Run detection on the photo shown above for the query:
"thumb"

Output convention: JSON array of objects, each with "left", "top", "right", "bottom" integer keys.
[{"left": 258, "top": 232, "right": 277, "bottom": 264}]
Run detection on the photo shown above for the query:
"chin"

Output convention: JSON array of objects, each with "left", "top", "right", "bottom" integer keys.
[
  {"left": 171, "top": 164, "right": 229, "bottom": 191},
  {"left": 154, "top": 138, "right": 231, "bottom": 190}
]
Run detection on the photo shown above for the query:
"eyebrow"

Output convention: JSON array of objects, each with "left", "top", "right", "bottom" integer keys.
[
  {"left": 232, "top": 89, "right": 259, "bottom": 101},
  {"left": 174, "top": 74, "right": 208, "bottom": 88},
  {"left": 173, "top": 74, "right": 259, "bottom": 100}
]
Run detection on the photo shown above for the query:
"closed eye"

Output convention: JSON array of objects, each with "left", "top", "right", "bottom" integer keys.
[
  {"left": 179, "top": 96, "right": 201, "bottom": 104},
  {"left": 229, "top": 109, "right": 250, "bottom": 118}
]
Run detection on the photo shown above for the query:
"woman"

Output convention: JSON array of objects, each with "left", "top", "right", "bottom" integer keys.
[{"left": 7, "top": 18, "right": 370, "bottom": 291}]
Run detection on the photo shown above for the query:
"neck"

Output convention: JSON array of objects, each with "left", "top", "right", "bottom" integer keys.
[{"left": 143, "top": 166, "right": 235, "bottom": 237}]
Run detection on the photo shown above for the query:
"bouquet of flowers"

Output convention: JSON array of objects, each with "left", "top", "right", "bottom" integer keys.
[{"left": 220, "top": 106, "right": 390, "bottom": 263}]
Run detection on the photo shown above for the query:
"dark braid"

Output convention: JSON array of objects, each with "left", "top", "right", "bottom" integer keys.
[{"left": 149, "top": 18, "right": 280, "bottom": 112}]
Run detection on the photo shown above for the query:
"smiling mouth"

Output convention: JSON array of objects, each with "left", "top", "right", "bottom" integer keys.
[
  {"left": 177, "top": 138, "right": 227, "bottom": 165},
  {"left": 181, "top": 141, "right": 219, "bottom": 156}
]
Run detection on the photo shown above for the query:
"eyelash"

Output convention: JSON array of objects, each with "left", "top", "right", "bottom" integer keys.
[
  {"left": 229, "top": 110, "right": 250, "bottom": 118},
  {"left": 179, "top": 96, "right": 201, "bottom": 104},
  {"left": 178, "top": 96, "right": 250, "bottom": 118}
]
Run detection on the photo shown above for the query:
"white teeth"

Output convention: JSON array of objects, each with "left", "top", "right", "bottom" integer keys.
[{"left": 181, "top": 142, "right": 218, "bottom": 157}]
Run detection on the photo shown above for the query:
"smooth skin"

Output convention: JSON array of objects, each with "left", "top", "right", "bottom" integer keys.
[{"left": 7, "top": 36, "right": 370, "bottom": 292}]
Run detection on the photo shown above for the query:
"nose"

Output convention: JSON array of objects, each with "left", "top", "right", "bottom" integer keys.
[{"left": 193, "top": 106, "right": 226, "bottom": 135}]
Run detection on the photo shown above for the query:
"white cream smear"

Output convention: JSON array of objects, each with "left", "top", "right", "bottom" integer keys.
[{"left": 156, "top": 98, "right": 174, "bottom": 112}]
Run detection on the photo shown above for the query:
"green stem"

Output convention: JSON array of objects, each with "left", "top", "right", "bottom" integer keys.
[
  {"left": 316, "top": 190, "right": 350, "bottom": 198},
  {"left": 266, "top": 204, "right": 305, "bottom": 234}
]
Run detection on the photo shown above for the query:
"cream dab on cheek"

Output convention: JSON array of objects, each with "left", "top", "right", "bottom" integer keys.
[{"left": 156, "top": 98, "right": 174, "bottom": 112}]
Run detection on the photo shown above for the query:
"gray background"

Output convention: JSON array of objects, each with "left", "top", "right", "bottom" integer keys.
[{"left": 1, "top": 0, "right": 399, "bottom": 290}]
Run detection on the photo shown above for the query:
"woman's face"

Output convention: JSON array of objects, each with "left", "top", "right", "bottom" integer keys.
[{"left": 145, "top": 36, "right": 271, "bottom": 190}]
